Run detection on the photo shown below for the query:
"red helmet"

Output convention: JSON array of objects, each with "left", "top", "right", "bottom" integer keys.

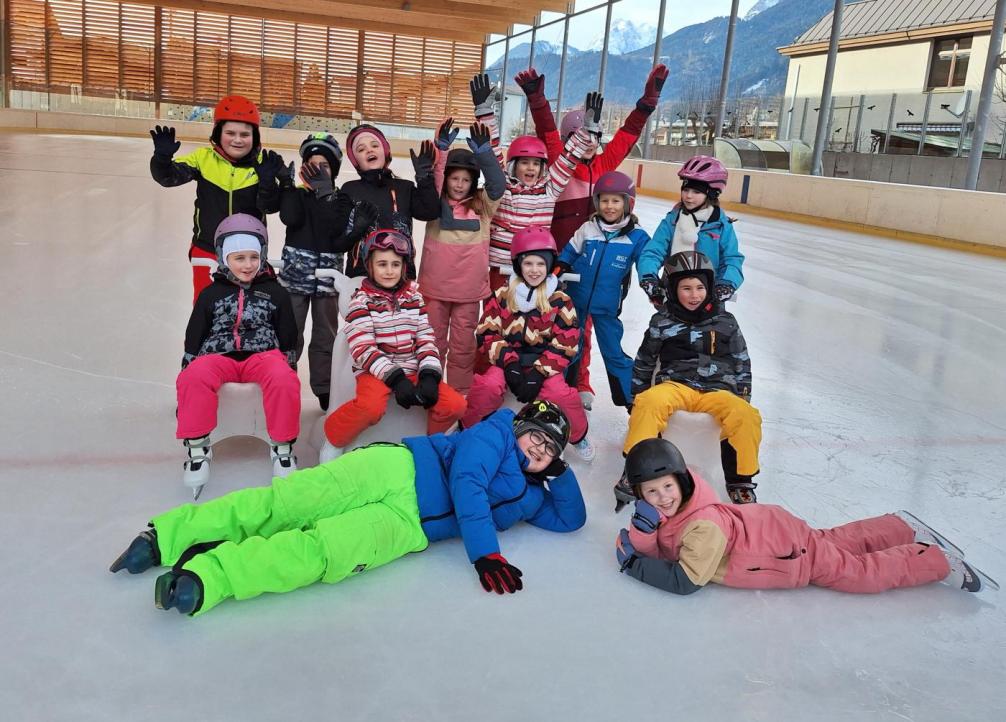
[
  {"left": 505, "top": 135, "right": 548, "bottom": 164},
  {"left": 510, "top": 225, "right": 557, "bottom": 276},
  {"left": 592, "top": 171, "right": 636, "bottom": 214},
  {"left": 214, "top": 95, "right": 261, "bottom": 128},
  {"left": 678, "top": 155, "right": 728, "bottom": 192}
]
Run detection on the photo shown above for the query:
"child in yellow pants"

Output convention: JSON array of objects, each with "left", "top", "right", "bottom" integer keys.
[{"left": 617, "top": 251, "right": 761, "bottom": 508}]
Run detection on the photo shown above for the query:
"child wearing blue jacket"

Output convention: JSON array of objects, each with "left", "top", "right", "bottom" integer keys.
[
  {"left": 637, "top": 156, "right": 744, "bottom": 305},
  {"left": 110, "top": 402, "right": 586, "bottom": 616},
  {"left": 557, "top": 171, "right": 649, "bottom": 409}
]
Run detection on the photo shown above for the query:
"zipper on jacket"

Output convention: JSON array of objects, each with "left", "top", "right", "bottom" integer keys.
[
  {"left": 583, "top": 221, "right": 610, "bottom": 314},
  {"left": 233, "top": 288, "right": 245, "bottom": 350},
  {"left": 710, "top": 330, "right": 716, "bottom": 355}
]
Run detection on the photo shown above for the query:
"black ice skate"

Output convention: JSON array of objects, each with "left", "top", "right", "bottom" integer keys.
[
  {"left": 154, "top": 570, "right": 204, "bottom": 615},
  {"left": 614, "top": 472, "right": 635, "bottom": 513},
  {"left": 109, "top": 529, "right": 160, "bottom": 574},
  {"left": 726, "top": 480, "right": 757, "bottom": 504}
]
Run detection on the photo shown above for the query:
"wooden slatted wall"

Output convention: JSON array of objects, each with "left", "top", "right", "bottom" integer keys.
[{"left": 6, "top": 0, "right": 481, "bottom": 124}]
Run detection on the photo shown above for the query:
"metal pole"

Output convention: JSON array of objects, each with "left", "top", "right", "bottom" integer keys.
[
  {"left": 799, "top": 97, "right": 809, "bottom": 141},
  {"left": 999, "top": 122, "right": 1006, "bottom": 158},
  {"left": 499, "top": 31, "right": 511, "bottom": 142},
  {"left": 965, "top": 0, "right": 1006, "bottom": 189},
  {"left": 641, "top": 0, "right": 668, "bottom": 159},
  {"left": 714, "top": 0, "right": 741, "bottom": 139},
  {"left": 823, "top": 96, "right": 836, "bottom": 159},
  {"left": 955, "top": 90, "right": 972, "bottom": 157},
  {"left": 852, "top": 94, "right": 865, "bottom": 152},
  {"left": 784, "top": 64, "right": 801, "bottom": 140},
  {"left": 522, "top": 22, "right": 538, "bottom": 135},
  {"left": 883, "top": 92, "right": 897, "bottom": 153},
  {"left": 598, "top": 0, "right": 613, "bottom": 95},
  {"left": 811, "top": 0, "right": 844, "bottom": 175},
  {"left": 917, "top": 90, "right": 932, "bottom": 155},
  {"left": 555, "top": 15, "right": 570, "bottom": 121}
]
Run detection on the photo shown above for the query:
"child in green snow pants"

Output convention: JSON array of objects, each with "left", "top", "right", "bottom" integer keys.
[{"left": 153, "top": 444, "right": 428, "bottom": 615}]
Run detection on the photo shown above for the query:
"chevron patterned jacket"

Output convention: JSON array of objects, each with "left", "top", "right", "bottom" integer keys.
[{"left": 475, "top": 276, "right": 580, "bottom": 377}]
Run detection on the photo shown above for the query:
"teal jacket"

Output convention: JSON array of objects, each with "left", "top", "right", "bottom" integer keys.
[{"left": 637, "top": 206, "right": 744, "bottom": 291}]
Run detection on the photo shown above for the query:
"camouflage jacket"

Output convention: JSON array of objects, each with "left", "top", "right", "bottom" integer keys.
[{"left": 630, "top": 307, "right": 752, "bottom": 400}]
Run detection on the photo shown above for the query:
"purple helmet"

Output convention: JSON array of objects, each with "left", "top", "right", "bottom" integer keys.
[
  {"left": 214, "top": 213, "right": 268, "bottom": 246},
  {"left": 560, "top": 109, "right": 585, "bottom": 139},
  {"left": 213, "top": 213, "right": 268, "bottom": 279},
  {"left": 678, "top": 155, "right": 728, "bottom": 192},
  {"left": 592, "top": 171, "right": 636, "bottom": 214}
]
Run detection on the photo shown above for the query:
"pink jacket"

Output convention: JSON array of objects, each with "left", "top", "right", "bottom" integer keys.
[{"left": 629, "top": 472, "right": 815, "bottom": 589}]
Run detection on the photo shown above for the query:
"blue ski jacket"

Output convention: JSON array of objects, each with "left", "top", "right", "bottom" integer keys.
[
  {"left": 637, "top": 205, "right": 745, "bottom": 291},
  {"left": 403, "top": 409, "right": 586, "bottom": 562},
  {"left": 558, "top": 216, "right": 650, "bottom": 317}
]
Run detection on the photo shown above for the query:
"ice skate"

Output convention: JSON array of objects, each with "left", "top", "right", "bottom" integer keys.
[
  {"left": 319, "top": 441, "right": 343, "bottom": 464},
  {"left": 109, "top": 529, "right": 160, "bottom": 574},
  {"left": 270, "top": 438, "right": 298, "bottom": 477},
  {"left": 614, "top": 472, "right": 635, "bottom": 513},
  {"left": 572, "top": 435, "right": 596, "bottom": 462},
  {"left": 579, "top": 390, "right": 594, "bottom": 411},
  {"left": 726, "top": 479, "right": 757, "bottom": 504},
  {"left": 895, "top": 511, "right": 964, "bottom": 557},
  {"left": 154, "top": 570, "right": 203, "bottom": 615},
  {"left": 943, "top": 551, "right": 999, "bottom": 593},
  {"left": 182, "top": 436, "right": 212, "bottom": 500}
]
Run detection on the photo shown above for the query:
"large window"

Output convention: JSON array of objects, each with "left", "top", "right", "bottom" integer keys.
[{"left": 927, "top": 36, "right": 972, "bottom": 90}]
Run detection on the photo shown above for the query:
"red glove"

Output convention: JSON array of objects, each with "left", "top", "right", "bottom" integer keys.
[
  {"left": 640, "top": 64, "right": 669, "bottom": 109},
  {"left": 515, "top": 68, "right": 547, "bottom": 108},
  {"left": 474, "top": 553, "right": 524, "bottom": 594}
]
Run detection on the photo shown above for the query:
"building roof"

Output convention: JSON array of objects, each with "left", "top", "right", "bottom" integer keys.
[{"left": 781, "top": 0, "right": 998, "bottom": 55}]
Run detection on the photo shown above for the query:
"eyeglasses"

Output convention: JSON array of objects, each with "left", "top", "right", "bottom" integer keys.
[{"left": 527, "top": 429, "right": 560, "bottom": 459}]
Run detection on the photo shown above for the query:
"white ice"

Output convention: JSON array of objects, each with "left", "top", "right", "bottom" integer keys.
[{"left": 1, "top": 132, "right": 1004, "bottom": 721}]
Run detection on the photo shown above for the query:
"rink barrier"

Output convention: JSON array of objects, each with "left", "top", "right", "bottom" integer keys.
[{"left": 620, "top": 157, "right": 1006, "bottom": 258}]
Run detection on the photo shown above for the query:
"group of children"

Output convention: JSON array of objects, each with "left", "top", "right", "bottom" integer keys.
[{"left": 113, "top": 63, "right": 992, "bottom": 617}]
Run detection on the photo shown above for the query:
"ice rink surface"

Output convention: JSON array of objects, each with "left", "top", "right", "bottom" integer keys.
[{"left": 2, "top": 132, "right": 1004, "bottom": 721}]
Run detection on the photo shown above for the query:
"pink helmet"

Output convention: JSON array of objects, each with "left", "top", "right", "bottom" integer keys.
[
  {"left": 510, "top": 225, "right": 557, "bottom": 276},
  {"left": 505, "top": 135, "right": 548, "bottom": 164},
  {"left": 678, "top": 155, "right": 728, "bottom": 192},
  {"left": 560, "top": 109, "right": 585, "bottom": 139},
  {"left": 592, "top": 171, "right": 636, "bottom": 214}
]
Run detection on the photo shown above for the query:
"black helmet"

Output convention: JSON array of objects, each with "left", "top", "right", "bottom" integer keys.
[
  {"left": 444, "top": 148, "right": 479, "bottom": 173},
  {"left": 513, "top": 400, "right": 571, "bottom": 451},
  {"left": 661, "top": 251, "right": 715, "bottom": 296},
  {"left": 624, "top": 438, "right": 694, "bottom": 502},
  {"left": 299, "top": 132, "right": 343, "bottom": 178}
]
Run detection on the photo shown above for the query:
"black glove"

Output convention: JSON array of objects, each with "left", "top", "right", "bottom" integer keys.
[
  {"left": 302, "top": 160, "right": 335, "bottom": 200},
  {"left": 435, "top": 117, "right": 459, "bottom": 151},
  {"left": 346, "top": 200, "right": 380, "bottom": 242},
  {"left": 385, "top": 369, "right": 418, "bottom": 409},
  {"left": 514, "top": 68, "right": 546, "bottom": 106},
  {"left": 639, "top": 275, "right": 665, "bottom": 306},
  {"left": 409, "top": 140, "right": 436, "bottom": 180},
  {"left": 255, "top": 149, "right": 284, "bottom": 184},
  {"left": 584, "top": 92, "right": 604, "bottom": 135},
  {"left": 504, "top": 363, "right": 524, "bottom": 396},
  {"left": 470, "top": 73, "right": 494, "bottom": 115},
  {"left": 277, "top": 161, "right": 295, "bottom": 189},
  {"left": 150, "top": 125, "right": 180, "bottom": 160},
  {"left": 541, "top": 457, "right": 568, "bottom": 478},
  {"left": 516, "top": 369, "right": 546, "bottom": 403},
  {"left": 467, "top": 122, "right": 492, "bottom": 154},
  {"left": 416, "top": 370, "right": 441, "bottom": 409},
  {"left": 715, "top": 284, "right": 735, "bottom": 302},
  {"left": 474, "top": 553, "right": 523, "bottom": 594}
]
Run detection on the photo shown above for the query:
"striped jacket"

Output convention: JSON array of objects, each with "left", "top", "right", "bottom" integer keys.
[
  {"left": 344, "top": 278, "right": 442, "bottom": 382},
  {"left": 476, "top": 109, "right": 596, "bottom": 268},
  {"left": 475, "top": 276, "right": 580, "bottom": 377}
]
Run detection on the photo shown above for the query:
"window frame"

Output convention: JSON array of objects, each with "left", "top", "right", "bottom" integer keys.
[{"left": 926, "top": 35, "right": 973, "bottom": 91}]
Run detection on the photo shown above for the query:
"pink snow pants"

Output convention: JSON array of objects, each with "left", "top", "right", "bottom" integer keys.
[
  {"left": 808, "top": 514, "right": 950, "bottom": 593},
  {"left": 176, "top": 350, "right": 301, "bottom": 442},
  {"left": 425, "top": 298, "right": 481, "bottom": 396},
  {"left": 462, "top": 365, "right": 588, "bottom": 443}
]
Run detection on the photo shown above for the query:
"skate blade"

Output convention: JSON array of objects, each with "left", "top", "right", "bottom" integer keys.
[
  {"left": 154, "top": 573, "right": 174, "bottom": 610},
  {"left": 973, "top": 564, "right": 1000, "bottom": 592},
  {"left": 897, "top": 510, "right": 965, "bottom": 557},
  {"left": 192, "top": 485, "right": 203, "bottom": 501}
]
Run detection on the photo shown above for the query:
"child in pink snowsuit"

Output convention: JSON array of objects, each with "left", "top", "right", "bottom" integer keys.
[
  {"left": 418, "top": 119, "right": 506, "bottom": 395},
  {"left": 463, "top": 226, "right": 591, "bottom": 457},
  {"left": 615, "top": 438, "right": 994, "bottom": 595},
  {"left": 177, "top": 214, "right": 301, "bottom": 491}
]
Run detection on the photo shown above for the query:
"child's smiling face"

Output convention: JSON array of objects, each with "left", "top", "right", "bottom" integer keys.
[
  {"left": 226, "top": 250, "right": 261, "bottom": 283},
  {"left": 637, "top": 474, "right": 684, "bottom": 518},
  {"left": 353, "top": 134, "right": 386, "bottom": 171},
  {"left": 219, "top": 121, "right": 254, "bottom": 160},
  {"left": 676, "top": 277, "right": 707, "bottom": 311}
]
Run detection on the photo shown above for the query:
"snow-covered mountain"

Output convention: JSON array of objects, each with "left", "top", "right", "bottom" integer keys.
[
  {"left": 744, "top": 0, "right": 782, "bottom": 20},
  {"left": 581, "top": 19, "right": 655, "bottom": 55}
]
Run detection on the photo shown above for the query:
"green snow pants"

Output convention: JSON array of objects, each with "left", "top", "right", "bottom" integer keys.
[{"left": 151, "top": 444, "right": 428, "bottom": 615}]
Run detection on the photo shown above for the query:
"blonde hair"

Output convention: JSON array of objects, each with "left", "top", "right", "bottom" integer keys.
[{"left": 506, "top": 274, "right": 552, "bottom": 314}]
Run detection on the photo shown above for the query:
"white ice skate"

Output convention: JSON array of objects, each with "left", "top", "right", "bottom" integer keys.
[
  {"left": 896, "top": 511, "right": 965, "bottom": 557},
  {"left": 943, "top": 550, "right": 999, "bottom": 593},
  {"left": 270, "top": 439, "right": 297, "bottom": 478},
  {"left": 182, "top": 436, "right": 212, "bottom": 500},
  {"left": 579, "top": 391, "right": 594, "bottom": 411},
  {"left": 572, "top": 435, "right": 596, "bottom": 462},
  {"left": 318, "top": 441, "right": 343, "bottom": 464}
]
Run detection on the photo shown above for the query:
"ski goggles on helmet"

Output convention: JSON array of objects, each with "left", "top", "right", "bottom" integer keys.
[{"left": 362, "top": 229, "right": 413, "bottom": 261}]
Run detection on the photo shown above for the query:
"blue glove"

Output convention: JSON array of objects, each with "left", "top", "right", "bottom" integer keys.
[
  {"left": 435, "top": 117, "right": 459, "bottom": 151},
  {"left": 631, "top": 499, "right": 661, "bottom": 534},
  {"left": 616, "top": 528, "right": 637, "bottom": 572}
]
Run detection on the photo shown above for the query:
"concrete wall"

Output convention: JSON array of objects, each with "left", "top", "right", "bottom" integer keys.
[
  {"left": 648, "top": 145, "right": 714, "bottom": 163},
  {"left": 822, "top": 151, "right": 1006, "bottom": 193},
  {"left": 616, "top": 155, "right": 1006, "bottom": 252}
]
